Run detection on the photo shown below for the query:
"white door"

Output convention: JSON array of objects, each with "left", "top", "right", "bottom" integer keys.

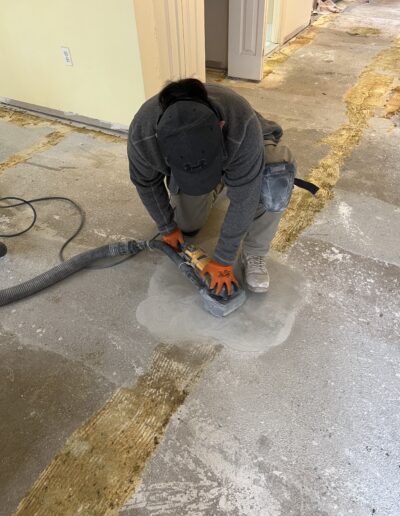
[{"left": 228, "top": 0, "right": 267, "bottom": 81}]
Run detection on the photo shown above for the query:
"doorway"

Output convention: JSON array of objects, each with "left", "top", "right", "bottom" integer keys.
[
  {"left": 264, "top": 0, "right": 280, "bottom": 55},
  {"left": 204, "top": 0, "right": 281, "bottom": 82},
  {"left": 204, "top": 0, "right": 229, "bottom": 72}
]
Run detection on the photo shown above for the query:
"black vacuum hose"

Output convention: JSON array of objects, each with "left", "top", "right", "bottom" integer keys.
[
  {"left": 0, "top": 239, "right": 203, "bottom": 307},
  {"left": 147, "top": 239, "right": 204, "bottom": 290}
]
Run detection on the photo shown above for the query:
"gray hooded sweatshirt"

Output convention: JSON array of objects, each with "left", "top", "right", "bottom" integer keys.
[{"left": 127, "top": 84, "right": 282, "bottom": 265}]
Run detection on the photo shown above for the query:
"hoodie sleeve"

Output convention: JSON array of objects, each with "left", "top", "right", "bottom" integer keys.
[
  {"left": 213, "top": 115, "right": 265, "bottom": 265},
  {"left": 128, "top": 139, "right": 176, "bottom": 236}
]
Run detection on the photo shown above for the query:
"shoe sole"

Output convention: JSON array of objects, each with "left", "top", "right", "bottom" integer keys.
[{"left": 245, "top": 283, "right": 269, "bottom": 293}]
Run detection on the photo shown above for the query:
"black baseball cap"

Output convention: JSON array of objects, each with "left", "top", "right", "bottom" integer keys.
[{"left": 156, "top": 100, "right": 223, "bottom": 196}]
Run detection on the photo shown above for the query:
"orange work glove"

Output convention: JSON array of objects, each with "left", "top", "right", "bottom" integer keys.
[
  {"left": 201, "top": 260, "right": 239, "bottom": 296},
  {"left": 162, "top": 227, "right": 184, "bottom": 251}
]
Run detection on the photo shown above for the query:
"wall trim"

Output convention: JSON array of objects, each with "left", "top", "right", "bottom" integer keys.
[
  {"left": 282, "top": 20, "right": 311, "bottom": 44},
  {"left": 0, "top": 98, "right": 129, "bottom": 135}
]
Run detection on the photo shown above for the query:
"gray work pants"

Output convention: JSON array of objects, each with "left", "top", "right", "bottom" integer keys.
[{"left": 170, "top": 191, "right": 282, "bottom": 256}]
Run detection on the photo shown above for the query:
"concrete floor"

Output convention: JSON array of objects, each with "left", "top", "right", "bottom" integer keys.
[{"left": 1, "top": 0, "right": 399, "bottom": 514}]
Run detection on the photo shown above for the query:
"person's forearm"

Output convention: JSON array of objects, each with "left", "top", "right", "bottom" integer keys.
[
  {"left": 128, "top": 142, "right": 176, "bottom": 235},
  {"left": 135, "top": 182, "right": 176, "bottom": 235},
  {"left": 213, "top": 174, "right": 262, "bottom": 265}
]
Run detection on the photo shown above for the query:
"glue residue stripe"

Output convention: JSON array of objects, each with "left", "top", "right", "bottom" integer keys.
[
  {"left": 272, "top": 37, "right": 400, "bottom": 252},
  {"left": 0, "top": 130, "right": 70, "bottom": 176},
  {"left": 14, "top": 344, "right": 219, "bottom": 516}
]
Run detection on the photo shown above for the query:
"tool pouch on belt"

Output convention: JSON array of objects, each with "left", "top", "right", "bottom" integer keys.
[{"left": 261, "top": 140, "right": 296, "bottom": 212}]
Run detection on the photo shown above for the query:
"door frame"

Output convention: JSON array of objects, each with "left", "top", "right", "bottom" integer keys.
[{"left": 133, "top": 0, "right": 205, "bottom": 99}]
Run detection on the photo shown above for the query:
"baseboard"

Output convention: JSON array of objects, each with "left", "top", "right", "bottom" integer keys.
[
  {"left": 282, "top": 21, "right": 311, "bottom": 44},
  {"left": 0, "top": 97, "right": 129, "bottom": 135}
]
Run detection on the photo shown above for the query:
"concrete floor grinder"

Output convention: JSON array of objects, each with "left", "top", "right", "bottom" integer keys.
[
  {"left": 0, "top": 239, "right": 246, "bottom": 317},
  {"left": 180, "top": 243, "right": 246, "bottom": 317}
]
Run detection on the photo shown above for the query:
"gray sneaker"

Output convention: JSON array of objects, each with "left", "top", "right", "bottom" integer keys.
[{"left": 241, "top": 253, "right": 270, "bottom": 293}]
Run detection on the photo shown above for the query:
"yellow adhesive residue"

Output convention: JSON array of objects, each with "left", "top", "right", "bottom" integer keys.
[
  {"left": 15, "top": 344, "right": 219, "bottom": 516},
  {"left": 0, "top": 107, "right": 45, "bottom": 127},
  {"left": 384, "top": 86, "right": 400, "bottom": 117},
  {"left": 0, "top": 106, "right": 126, "bottom": 175},
  {"left": 346, "top": 26, "right": 381, "bottom": 36},
  {"left": 272, "top": 38, "right": 400, "bottom": 252},
  {"left": 0, "top": 130, "right": 71, "bottom": 176}
]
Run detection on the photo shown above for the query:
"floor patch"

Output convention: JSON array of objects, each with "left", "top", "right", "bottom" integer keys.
[
  {"left": 14, "top": 343, "right": 219, "bottom": 515},
  {"left": 136, "top": 256, "right": 306, "bottom": 352}
]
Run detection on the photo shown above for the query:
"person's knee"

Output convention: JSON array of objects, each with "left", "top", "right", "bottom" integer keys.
[
  {"left": 178, "top": 214, "right": 207, "bottom": 233},
  {"left": 174, "top": 215, "right": 204, "bottom": 234},
  {"left": 171, "top": 187, "right": 214, "bottom": 236},
  {"left": 174, "top": 199, "right": 211, "bottom": 234},
  {"left": 181, "top": 228, "right": 201, "bottom": 237}
]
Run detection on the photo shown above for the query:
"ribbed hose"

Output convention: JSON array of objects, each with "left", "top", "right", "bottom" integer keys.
[
  {"left": 147, "top": 239, "right": 204, "bottom": 290},
  {"left": 0, "top": 239, "right": 204, "bottom": 307}
]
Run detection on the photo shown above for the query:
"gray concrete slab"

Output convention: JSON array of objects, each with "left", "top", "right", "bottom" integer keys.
[
  {"left": 0, "top": 132, "right": 153, "bottom": 249},
  {"left": 123, "top": 237, "right": 400, "bottom": 515},
  {"left": 0, "top": 133, "right": 160, "bottom": 385},
  {"left": 0, "top": 120, "right": 53, "bottom": 161},
  {"left": 120, "top": 2, "right": 400, "bottom": 514},
  {"left": 266, "top": 34, "right": 387, "bottom": 100},
  {"left": 232, "top": 88, "right": 347, "bottom": 134},
  {"left": 0, "top": 0, "right": 399, "bottom": 514},
  {"left": 304, "top": 187, "right": 400, "bottom": 266},
  {"left": 0, "top": 132, "right": 161, "bottom": 514},
  {"left": 280, "top": 128, "right": 330, "bottom": 179},
  {"left": 337, "top": 118, "right": 400, "bottom": 206},
  {"left": 0, "top": 329, "right": 115, "bottom": 513},
  {"left": 330, "top": 0, "right": 400, "bottom": 38}
]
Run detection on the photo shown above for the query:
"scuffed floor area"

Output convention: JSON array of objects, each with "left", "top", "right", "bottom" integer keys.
[{"left": 0, "top": 0, "right": 399, "bottom": 514}]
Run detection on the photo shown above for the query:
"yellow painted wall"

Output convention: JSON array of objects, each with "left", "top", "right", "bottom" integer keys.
[{"left": 0, "top": 0, "right": 145, "bottom": 127}]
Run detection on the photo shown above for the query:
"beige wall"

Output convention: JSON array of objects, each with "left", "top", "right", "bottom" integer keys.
[
  {"left": 279, "top": 0, "right": 313, "bottom": 43},
  {"left": 0, "top": 0, "right": 146, "bottom": 127},
  {"left": 134, "top": 0, "right": 205, "bottom": 99}
]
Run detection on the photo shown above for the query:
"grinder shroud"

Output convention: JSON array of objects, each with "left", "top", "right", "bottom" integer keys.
[{"left": 180, "top": 243, "right": 246, "bottom": 317}]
